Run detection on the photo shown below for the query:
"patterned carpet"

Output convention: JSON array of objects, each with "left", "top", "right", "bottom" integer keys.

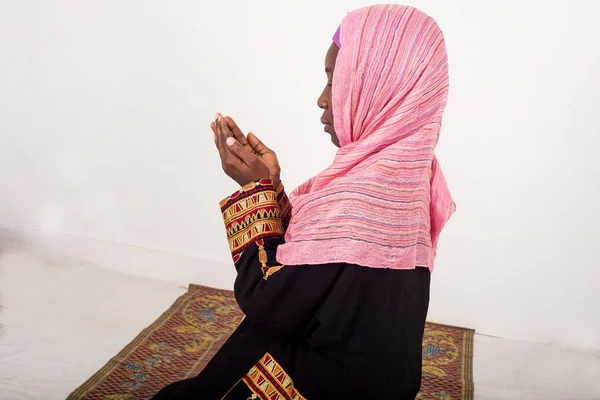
[{"left": 68, "top": 284, "right": 474, "bottom": 400}]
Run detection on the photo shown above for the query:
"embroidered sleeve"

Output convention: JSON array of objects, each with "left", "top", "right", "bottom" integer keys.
[
  {"left": 220, "top": 182, "right": 348, "bottom": 337},
  {"left": 220, "top": 179, "right": 285, "bottom": 263},
  {"left": 275, "top": 182, "right": 292, "bottom": 232}
]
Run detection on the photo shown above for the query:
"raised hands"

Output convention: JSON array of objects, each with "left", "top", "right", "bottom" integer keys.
[{"left": 211, "top": 114, "right": 281, "bottom": 188}]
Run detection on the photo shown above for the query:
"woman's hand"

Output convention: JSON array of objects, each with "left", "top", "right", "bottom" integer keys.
[
  {"left": 212, "top": 113, "right": 270, "bottom": 187},
  {"left": 211, "top": 115, "right": 281, "bottom": 189}
]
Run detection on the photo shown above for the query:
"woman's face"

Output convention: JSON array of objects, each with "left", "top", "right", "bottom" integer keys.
[{"left": 318, "top": 43, "right": 340, "bottom": 147}]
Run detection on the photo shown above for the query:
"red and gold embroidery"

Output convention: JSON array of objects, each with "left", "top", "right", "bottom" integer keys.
[
  {"left": 275, "top": 182, "right": 292, "bottom": 231},
  {"left": 220, "top": 180, "right": 285, "bottom": 262},
  {"left": 242, "top": 353, "right": 306, "bottom": 400}
]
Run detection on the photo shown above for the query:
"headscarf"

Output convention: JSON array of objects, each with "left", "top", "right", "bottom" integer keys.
[{"left": 276, "top": 5, "right": 455, "bottom": 271}]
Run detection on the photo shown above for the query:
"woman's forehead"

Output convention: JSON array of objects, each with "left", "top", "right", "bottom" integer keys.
[{"left": 325, "top": 43, "right": 339, "bottom": 68}]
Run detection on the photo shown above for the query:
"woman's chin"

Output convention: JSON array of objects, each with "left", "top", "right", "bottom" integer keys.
[{"left": 330, "top": 135, "right": 341, "bottom": 148}]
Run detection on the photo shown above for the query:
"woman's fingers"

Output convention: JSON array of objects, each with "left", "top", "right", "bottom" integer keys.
[
  {"left": 210, "top": 122, "right": 217, "bottom": 143},
  {"left": 225, "top": 137, "right": 253, "bottom": 166},
  {"left": 215, "top": 115, "right": 235, "bottom": 165},
  {"left": 247, "top": 132, "right": 280, "bottom": 186},
  {"left": 247, "top": 132, "right": 270, "bottom": 155},
  {"left": 225, "top": 116, "right": 249, "bottom": 146},
  {"left": 212, "top": 114, "right": 271, "bottom": 186},
  {"left": 217, "top": 115, "right": 257, "bottom": 168},
  {"left": 225, "top": 136, "right": 271, "bottom": 184}
]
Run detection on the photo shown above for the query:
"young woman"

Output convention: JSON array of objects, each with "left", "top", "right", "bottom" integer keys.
[{"left": 153, "top": 4, "right": 455, "bottom": 399}]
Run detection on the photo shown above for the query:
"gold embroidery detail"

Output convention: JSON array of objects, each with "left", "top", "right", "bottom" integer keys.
[
  {"left": 275, "top": 183, "right": 292, "bottom": 230},
  {"left": 222, "top": 191, "right": 278, "bottom": 225},
  {"left": 219, "top": 180, "right": 274, "bottom": 208},
  {"left": 221, "top": 186, "right": 284, "bottom": 260},
  {"left": 242, "top": 353, "right": 306, "bottom": 400},
  {"left": 228, "top": 218, "right": 283, "bottom": 257},
  {"left": 263, "top": 265, "right": 284, "bottom": 280},
  {"left": 258, "top": 244, "right": 268, "bottom": 265},
  {"left": 256, "top": 240, "right": 284, "bottom": 280}
]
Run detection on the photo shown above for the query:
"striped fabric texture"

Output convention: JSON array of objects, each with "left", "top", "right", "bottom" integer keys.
[{"left": 277, "top": 5, "right": 455, "bottom": 270}]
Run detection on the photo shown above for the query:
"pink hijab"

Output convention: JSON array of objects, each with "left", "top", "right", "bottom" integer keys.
[{"left": 276, "top": 5, "right": 455, "bottom": 271}]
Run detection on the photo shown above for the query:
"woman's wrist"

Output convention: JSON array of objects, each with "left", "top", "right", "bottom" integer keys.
[{"left": 271, "top": 175, "right": 281, "bottom": 191}]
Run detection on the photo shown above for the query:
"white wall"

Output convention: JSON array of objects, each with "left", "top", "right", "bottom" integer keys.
[{"left": 1, "top": 0, "right": 599, "bottom": 350}]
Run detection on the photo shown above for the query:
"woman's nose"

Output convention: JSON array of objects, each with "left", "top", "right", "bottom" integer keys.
[{"left": 317, "top": 89, "right": 329, "bottom": 110}]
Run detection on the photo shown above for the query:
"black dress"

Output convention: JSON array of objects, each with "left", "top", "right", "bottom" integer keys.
[{"left": 152, "top": 180, "right": 431, "bottom": 400}]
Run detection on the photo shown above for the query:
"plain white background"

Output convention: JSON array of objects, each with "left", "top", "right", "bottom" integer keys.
[{"left": 1, "top": 0, "right": 599, "bottom": 352}]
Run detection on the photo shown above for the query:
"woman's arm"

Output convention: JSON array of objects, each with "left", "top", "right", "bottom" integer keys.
[{"left": 220, "top": 179, "right": 342, "bottom": 337}]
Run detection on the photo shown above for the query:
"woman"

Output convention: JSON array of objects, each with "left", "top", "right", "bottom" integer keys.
[{"left": 153, "top": 4, "right": 455, "bottom": 399}]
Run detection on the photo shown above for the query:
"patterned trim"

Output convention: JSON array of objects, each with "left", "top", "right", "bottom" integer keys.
[
  {"left": 220, "top": 180, "right": 273, "bottom": 208},
  {"left": 220, "top": 180, "right": 285, "bottom": 262},
  {"left": 461, "top": 328, "right": 475, "bottom": 399},
  {"left": 242, "top": 353, "right": 306, "bottom": 400},
  {"left": 276, "top": 182, "right": 292, "bottom": 231},
  {"left": 256, "top": 239, "right": 284, "bottom": 280}
]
